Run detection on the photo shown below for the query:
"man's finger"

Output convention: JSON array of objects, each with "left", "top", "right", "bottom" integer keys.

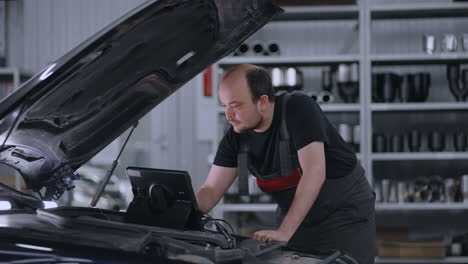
[
  {"left": 253, "top": 231, "right": 261, "bottom": 240},
  {"left": 253, "top": 232, "right": 259, "bottom": 241}
]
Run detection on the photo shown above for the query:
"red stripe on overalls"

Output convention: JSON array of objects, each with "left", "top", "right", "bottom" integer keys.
[{"left": 256, "top": 168, "right": 301, "bottom": 193}]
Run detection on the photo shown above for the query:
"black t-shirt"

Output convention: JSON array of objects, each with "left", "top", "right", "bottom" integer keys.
[{"left": 213, "top": 93, "right": 357, "bottom": 179}]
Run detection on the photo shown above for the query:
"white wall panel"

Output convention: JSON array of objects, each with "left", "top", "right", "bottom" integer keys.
[
  {"left": 8, "top": 0, "right": 211, "bottom": 187},
  {"left": 245, "top": 20, "right": 360, "bottom": 56},
  {"left": 6, "top": 1, "right": 23, "bottom": 68},
  {"left": 22, "top": 0, "right": 146, "bottom": 73},
  {"left": 371, "top": 17, "right": 468, "bottom": 54}
]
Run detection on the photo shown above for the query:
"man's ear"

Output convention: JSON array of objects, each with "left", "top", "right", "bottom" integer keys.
[{"left": 257, "top": 95, "right": 270, "bottom": 110}]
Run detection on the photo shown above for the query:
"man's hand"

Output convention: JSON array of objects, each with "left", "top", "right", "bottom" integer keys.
[{"left": 252, "top": 229, "right": 293, "bottom": 243}]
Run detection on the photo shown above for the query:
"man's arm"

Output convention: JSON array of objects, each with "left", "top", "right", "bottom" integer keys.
[
  {"left": 253, "top": 141, "right": 326, "bottom": 243},
  {"left": 196, "top": 164, "right": 238, "bottom": 213}
]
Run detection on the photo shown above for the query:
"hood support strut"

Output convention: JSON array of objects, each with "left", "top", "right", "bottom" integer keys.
[{"left": 90, "top": 121, "right": 138, "bottom": 207}]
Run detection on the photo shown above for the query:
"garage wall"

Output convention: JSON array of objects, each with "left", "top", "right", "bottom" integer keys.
[
  {"left": 6, "top": 0, "right": 212, "bottom": 189},
  {"left": 21, "top": 0, "right": 146, "bottom": 74}
]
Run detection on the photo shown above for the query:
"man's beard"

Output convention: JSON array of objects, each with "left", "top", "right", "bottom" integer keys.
[{"left": 234, "top": 115, "right": 264, "bottom": 134}]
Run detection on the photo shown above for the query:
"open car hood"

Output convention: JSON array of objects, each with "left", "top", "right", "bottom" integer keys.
[{"left": 0, "top": 0, "right": 282, "bottom": 200}]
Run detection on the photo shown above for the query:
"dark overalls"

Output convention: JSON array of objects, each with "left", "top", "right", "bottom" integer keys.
[{"left": 238, "top": 94, "right": 376, "bottom": 264}]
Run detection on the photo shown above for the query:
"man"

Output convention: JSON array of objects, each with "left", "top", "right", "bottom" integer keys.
[{"left": 195, "top": 64, "right": 375, "bottom": 264}]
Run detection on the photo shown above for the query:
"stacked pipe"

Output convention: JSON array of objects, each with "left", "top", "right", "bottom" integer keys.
[
  {"left": 270, "top": 67, "right": 303, "bottom": 92},
  {"left": 232, "top": 41, "right": 281, "bottom": 56}
]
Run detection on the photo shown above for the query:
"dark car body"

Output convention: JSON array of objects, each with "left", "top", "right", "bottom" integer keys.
[
  {"left": 0, "top": 0, "right": 358, "bottom": 263},
  {"left": 0, "top": 0, "right": 281, "bottom": 200}
]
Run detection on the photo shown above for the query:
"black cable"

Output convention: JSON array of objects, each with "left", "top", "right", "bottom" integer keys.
[
  {"left": 202, "top": 213, "right": 237, "bottom": 248},
  {"left": 210, "top": 218, "right": 235, "bottom": 236}
]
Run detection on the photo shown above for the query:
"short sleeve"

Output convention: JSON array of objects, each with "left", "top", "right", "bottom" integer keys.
[
  {"left": 286, "top": 93, "right": 330, "bottom": 151},
  {"left": 213, "top": 127, "right": 239, "bottom": 167}
]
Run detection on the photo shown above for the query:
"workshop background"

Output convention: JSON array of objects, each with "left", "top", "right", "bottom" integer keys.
[{"left": 1, "top": 0, "right": 468, "bottom": 262}]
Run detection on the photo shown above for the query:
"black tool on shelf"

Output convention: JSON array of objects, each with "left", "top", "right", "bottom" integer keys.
[
  {"left": 399, "top": 74, "right": 412, "bottom": 103},
  {"left": 429, "top": 176, "right": 444, "bottom": 203},
  {"left": 414, "top": 176, "right": 430, "bottom": 202},
  {"left": 454, "top": 131, "right": 468, "bottom": 152},
  {"left": 373, "top": 133, "right": 387, "bottom": 153},
  {"left": 428, "top": 130, "right": 446, "bottom": 152},
  {"left": 407, "top": 130, "right": 422, "bottom": 152},
  {"left": 373, "top": 72, "right": 431, "bottom": 103},
  {"left": 372, "top": 73, "right": 384, "bottom": 103},
  {"left": 389, "top": 134, "right": 404, "bottom": 152},
  {"left": 381, "top": 73, "right": 400, "bottom": 103},
  {"left": 447, "top": 64, "right": 468, "bottom": 102},
  {"left": 412, "top": 72, "right": 431, "bottom": 102},
  {"left": 463, "top": 69, "right": 468, "bottom": 97}
]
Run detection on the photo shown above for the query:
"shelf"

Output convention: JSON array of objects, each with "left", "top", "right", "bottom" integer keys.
[
  {"left": 218, "top": 55, "right": 360, "bottom": 67},
  {"left": 222, "top": 203, "right": 276, "bottom": 212},
  {"left": 371, "top": 2, "right": 468, "bottom": 19},
  {"left": 320, "top": 103, "right": 361, "bottom": 112},
  {"left": 0, "top": 68, "right": 19, "bottom": 75},
  {"left": 371, "top": 103, "right": 468, "bottom": 112},
  {"left": 372, "top": 152, "right": 468, "bottom": 161},
  {"left": 376, "top": 202, "right": 468, "bottom": 211},
  {"left": 274, "top": 6, "right": 359, "bottom": 21},
  {"left": 376, "top": 257, "right": 468, "bottom": 264},
  {"left": 222, "top": 202, "right": 468, "bottom": 212},
  {"left": 371, "top": 53, "right": 468, "bottom": 65}
]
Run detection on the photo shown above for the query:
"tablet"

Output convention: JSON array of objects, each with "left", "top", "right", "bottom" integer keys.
[{"left": 126, "top": 166, "right": 203, "bottom": 230}]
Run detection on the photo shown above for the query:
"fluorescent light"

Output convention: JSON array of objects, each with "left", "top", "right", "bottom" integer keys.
[
  {"left": 39, "top": 63, "right": 56, "bottom": 80},
  {"left": 15, "top": 243, "right": 53, "bottom": 252},
  {"left": 176, "top": 51, "right": 196, "bottom": 66},
  {"left": 0, "top": 201, "right": 12, "bottom": 210},
  {"left": 43, "top": 201, "right": 58, "bottom": 209}
]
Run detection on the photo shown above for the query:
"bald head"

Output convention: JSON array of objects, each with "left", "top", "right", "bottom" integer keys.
[
  {"left": 218, "top": 64, "right": 275, "bottom": 133},
  {"left": 222, "top": 64, "right": 258, "bottom": 81},
  {"left": 221, "top": 64, "right": 275, "bottom": 103}
]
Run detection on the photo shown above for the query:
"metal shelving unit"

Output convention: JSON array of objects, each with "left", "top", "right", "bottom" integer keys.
[
  {"left": 366, "top": 0, "right": 468, "bottom": 217},
  {"left": 199, "top": 4, "right": 468, "bottom": 254}
]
